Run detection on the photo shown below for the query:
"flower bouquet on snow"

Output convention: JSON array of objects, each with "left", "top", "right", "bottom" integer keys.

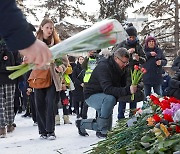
[
  {"left": 6, "top": 19, "right": 128, "bottom": 79},
  {"left": 89, "top": 94, "right": 180, "bottom": 154}
]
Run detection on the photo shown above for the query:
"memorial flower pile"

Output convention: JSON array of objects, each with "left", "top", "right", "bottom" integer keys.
[{"left": 89, "top": 94, "right": 180, "bottom": 154}]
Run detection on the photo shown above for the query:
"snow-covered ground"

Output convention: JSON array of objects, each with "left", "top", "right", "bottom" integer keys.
[{"left": 0, "top": 102, "right": 143, "bottom": 154}]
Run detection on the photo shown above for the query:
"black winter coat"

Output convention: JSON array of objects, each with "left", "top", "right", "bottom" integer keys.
[
  {"left": 165, "top": 72, "right": 180, "bottom": 99},
  {"left": 116, "top": 39, "right": 146, "bottom": 69},
  {"left": 84, "top": 56, "right": 131, "bottom": 100},
  {"left": 172, "top": 56, "right": 180, "bottom": 72},
  {"left": 0, "top": 40, "right": 22, "bottom": 84},
  {"left": 72, "top": 62, "right": 85, "bottom": 102},
  {"left": 142, "top": 47, "right": 167, "bottom": 85}
]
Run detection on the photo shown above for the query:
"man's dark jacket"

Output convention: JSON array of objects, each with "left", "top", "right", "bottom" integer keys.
[
  {"left": 116, "top": 39, "right": 146, "bottom": 69},
  {"left": 165, "top": 72, "right": 180, "bottom": 99},
  {"left": 84, "top": 56, "right": 131, "bottom": 100},
  {"left": 0, "top": 0, "right": 35, "bottom": 50}
]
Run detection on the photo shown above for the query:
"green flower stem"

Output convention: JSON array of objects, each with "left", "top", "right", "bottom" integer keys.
[
  {"left": 8, "top": 64, "right": 34, "bottom": 80},
  {"left": 6, "top": 63, "right": 27, "bottom": 71},
  {"left": 131, "top": 94, "right": 135, "bottom": 101}
]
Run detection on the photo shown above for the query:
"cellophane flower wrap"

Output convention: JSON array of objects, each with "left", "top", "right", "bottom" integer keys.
[
  {"left": 7, "top": 19, "right": 128, "bottom": 79},
  {"left": 131, "top": 65, "right": 146, "bottom": 100}
]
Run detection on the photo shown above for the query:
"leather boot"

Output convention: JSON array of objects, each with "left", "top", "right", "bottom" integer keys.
[
  {"left": 0, "top": 127, "right": 6, "bottom": 138},
  {"left": 63, "top": 115, "right": 72, "bottom": 124},
  {"left": 96, "top": 117, "right": 112, "bottom": 138},
  {"left": 7, "top": 125, "right": 15, "bottom": 133}
]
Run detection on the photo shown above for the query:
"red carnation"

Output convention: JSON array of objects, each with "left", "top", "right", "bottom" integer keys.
[
  {"left": 150, "top": 95, "right": 158, "bottom": 101},
  {"left": 168, "top": 97, "right": 179, "bottom": 104},
  {"left": 153, "top": 114, "right": 161, "bottom": 122},
  {"left": 159, "top": 100, "right": 171, "bottom": 110},
  {"left": 175, "top": 125, "right": 180, "bottom": 133},
  {"left": 163, "top": 114, "right": 174, "bottom": 122}
]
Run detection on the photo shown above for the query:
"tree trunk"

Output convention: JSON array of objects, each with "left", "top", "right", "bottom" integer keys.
[{"left": 174, "top": 0, "right": 179, "bottom": 55}]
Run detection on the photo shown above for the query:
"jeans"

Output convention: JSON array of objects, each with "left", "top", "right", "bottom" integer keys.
[
  {"left": 118, "top": 101, "right": 137, "bottom": 120},
  {"left": 85, "top": 93, "right": 116, "bottom": 119},
  {"left": 144, "top": 84, "right": 162, "bottom": 97}
]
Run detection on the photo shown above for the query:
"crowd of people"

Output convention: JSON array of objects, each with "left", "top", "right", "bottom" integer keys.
[{"left": 0, "top": 0, "right": 180, "bottom": 140}]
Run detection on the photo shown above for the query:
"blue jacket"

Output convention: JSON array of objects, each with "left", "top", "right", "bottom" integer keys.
[{"left": 0, "top": 0, "right": 35, "bottom": 50}]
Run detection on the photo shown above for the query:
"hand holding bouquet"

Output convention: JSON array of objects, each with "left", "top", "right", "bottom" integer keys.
[
  {"left": 131, "top": 65, "right": 147, "bottom": 100},
  {"left": 7, "top": 19, "right": 128, "bottom": 80}
]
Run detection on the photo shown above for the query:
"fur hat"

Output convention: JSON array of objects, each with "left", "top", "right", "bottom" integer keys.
[
  {"left": 125, "top": 23, "right": 137, "bottom": 37},
  {"left": 145, "top": 36, "right": 157, "bottom": 47}
]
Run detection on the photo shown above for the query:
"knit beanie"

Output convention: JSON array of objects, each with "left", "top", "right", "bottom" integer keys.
[
  {"left": 125, "top": 23, "right": 137, "bottom": 37},
  {"left": 145, "top": 36, "right": 157, "bottom": 48}
]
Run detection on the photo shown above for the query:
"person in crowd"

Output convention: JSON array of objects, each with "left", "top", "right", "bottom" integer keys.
[
  {"left": 142, "top": 36, "right": 167, "bottom": 97},
  {"left": 98, "top": 48, "right": 111, "bottom": 60},
  {"left": 161, "top": 69, "right": 171, "bottom": 96},
  {"left": 75, "top": 48, "right": 138, "bottom": 138},
  {"left": 59, "top": 64, "right": 73, "bottom": 124},
  {"left": 33, "top": 18, "right": 62, "bottom": 140},
  {"left": 81, "top": 50, "right": 99, "bottom": 119},
  {"left": 164, "top": 71, "right": 180, "bottom": 99},
  {"left": 72, "top": 56, "right": 85, "bottom": 119},
  {"left": 115, "top": 23, "right": 146, "bottom": 119},
  {"left": 67, "top": 56, "right": 76, "bottom": 115},
  {"left": 54, "top": 56, "right": 72, "bottom": 125},
  {"left": 0, "top": 37, "right": 21, "bottom": 138},
  {"left": 171, "top": 50, "right": 180, "bottom": 72},
  {"left": 0, "top": 0, "right": 52, "bottom": 68}
]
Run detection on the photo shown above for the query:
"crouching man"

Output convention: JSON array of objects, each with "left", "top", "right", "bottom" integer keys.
[{"left": 75, "top": 48, "right": 137, "bottom": 138}]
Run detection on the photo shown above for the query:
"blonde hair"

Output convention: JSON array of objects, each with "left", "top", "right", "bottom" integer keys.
[{"left": 36, "top": 18, "right": 60, "bottom": 46}]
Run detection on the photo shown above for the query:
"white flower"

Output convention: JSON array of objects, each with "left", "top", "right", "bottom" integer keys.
[{"left": 173, "top": 109, "right": 180, "bottom": 122}]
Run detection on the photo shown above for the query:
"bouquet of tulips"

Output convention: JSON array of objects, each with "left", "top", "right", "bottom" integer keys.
[
  {"left": 6, "top": 19, "right": 128, "bottom": 79},
  {"left": 131, "top": 65, "right": 146, "bottom": 100}
]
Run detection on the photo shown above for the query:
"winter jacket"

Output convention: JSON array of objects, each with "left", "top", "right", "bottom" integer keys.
[
  {"left": 0, "top": 39, "right": 22, "bottom": 84},
  {"left": 0, "top": 0, "right": 35, "bottom": 51},
  {"left": 72, "top": 62, "right": 85, "bottom": 102},
  {"left": 50, "top": 56, "right": 69, "bottom": 91},
  {"left": 84, "top": 56, "right": 131, "bottom": 100},
  {"left": 116, "top": 39, "right": 146, "bottom": 69},
  {"left": 142, "top": 46, "right": 167, "bottom": 85},
  {"left": 165, "top": 72, "right": 180, "bottom": 99},
  {"left": 171, "top": 56, "right": 180, "bottom": 72}
]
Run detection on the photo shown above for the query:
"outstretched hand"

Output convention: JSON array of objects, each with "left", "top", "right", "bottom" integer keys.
[{"left": 19, "top": 39, "right": 52, "bottom": 69}]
